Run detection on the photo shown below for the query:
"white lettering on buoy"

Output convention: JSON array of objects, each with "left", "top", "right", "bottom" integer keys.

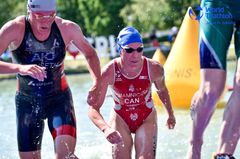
[{"left": 168, "top": 68, "right": 193, "bottom": 78}]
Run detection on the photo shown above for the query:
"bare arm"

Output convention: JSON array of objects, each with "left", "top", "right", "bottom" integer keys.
[
  {"left": 0, "top": 17, "right": 23, "bottom": 73},
  {"left": 59, "top": 19, "right": 101, "bottom": 82},
  {"left": 0, "top": 16, "right": 46, "bottom": 81},
  {"left": 88, "top": 62, "right": 112, "bottom": 128},
  {"left": 58, "top": 19, "right": 101, "bottom": 104},
  {"left": 88, "top": 61, "right": 122, "bottom": 144},
  {"left": 150, "top": 59, "right": 176, "bottom": 129}
]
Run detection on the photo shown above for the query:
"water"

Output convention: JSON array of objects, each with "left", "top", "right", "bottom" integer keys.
[{"left": 0, "top": 61, "right": 239, "bottom": 159}]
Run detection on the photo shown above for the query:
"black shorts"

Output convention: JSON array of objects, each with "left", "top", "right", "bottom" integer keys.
[{"left": 15, "top": 88, "right": 76, "bottom": 152}]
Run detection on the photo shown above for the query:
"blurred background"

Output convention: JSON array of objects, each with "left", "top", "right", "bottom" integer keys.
[
  {"left": 0, "top": 0, "right": 199, "bottom": 36},
  {"left": 2, "top": 0, "right": 240, "bottom": 159},
  {"left": 0, "top": 0, "right": 200, "bottom": 75}
]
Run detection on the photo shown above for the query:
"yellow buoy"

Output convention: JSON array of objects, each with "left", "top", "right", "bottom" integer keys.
[{"left": 152, "top": 48, "right": 167, "bottom": 65}]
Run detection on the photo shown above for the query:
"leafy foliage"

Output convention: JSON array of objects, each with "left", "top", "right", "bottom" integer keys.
[
  {"left": 78, "top": 0, "right": 130, "bottom": 36},
  {"left": 0, "top": 0, "right": 25, "bottom": 27},
  {"left": 0, "top": 0, "right": 200, "bottom": 35},
  {"left": 58, "top": 0, "right": 86, "bottom": 33},
  {"left": 164, "top": 0, "right": 200, "bottom": 28},
  {"left": 120, "top": 0, "right": 199, "bottom": 32},
  {"left": 120, "top": 0, "right": 168, "bottom": 32}
]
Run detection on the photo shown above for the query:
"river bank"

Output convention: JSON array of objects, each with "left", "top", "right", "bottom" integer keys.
[
  {"left": 0, "top": 56, "right": 110, "bottom": 81},
  {"left": 0, "top": 46, "right": 236, "bottom": 81}
]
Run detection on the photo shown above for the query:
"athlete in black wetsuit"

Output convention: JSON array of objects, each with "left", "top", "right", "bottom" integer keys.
[
  {"left": 13, "top": 17, "right": 76, "bottom": 152},
  {"left": 0, "top": 0, "right": 101, "bottom": 158}
]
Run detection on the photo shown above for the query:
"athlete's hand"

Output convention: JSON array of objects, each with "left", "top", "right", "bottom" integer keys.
[
  {"left": 103, "top": 127, "right": 123, "bottom": 144},
  {"left": 19, "top": 64, "right": 46, "bottom": 81},
  {"left": 87, "top": 81, "right": 101, "bottom": 106},
  {"left": 166, "top": 114, "right": 176, "bottom": 129}
]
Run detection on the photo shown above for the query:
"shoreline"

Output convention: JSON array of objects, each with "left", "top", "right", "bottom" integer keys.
[
  {"left": 0, "top": 70, "right": 90, "bottom": 81},
  {"left": 0, "top": 48, "right": 236, "bottom": 81},
  {"left": 0, "top": 56, "right": 110, "bottom": 81}
]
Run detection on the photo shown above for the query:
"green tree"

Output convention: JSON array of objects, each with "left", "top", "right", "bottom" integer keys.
[
  {"left": 164, "top": 0, "right": 199, "bottom": 28},
  {"left": 78, "top": 0, "right": 130, "bottom": 36},
  {"left": 57, "top": 0, "right": 86, "bottom": 33},
  {"left": 0, "top": 0, "right": 25, "bottom": 27},
  {"left": 0, "top": 0, "right": 200, "bottom": 36},
  {"left": 120, "top": 0, "right": 167, "bottom": 32},
  {"left": 120, "top": 0, "right": 199, "bottom": 32}
]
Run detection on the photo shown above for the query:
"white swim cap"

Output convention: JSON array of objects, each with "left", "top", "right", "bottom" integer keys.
[{"left": 27, "top": 0, "right": 56, "bottom": 12}]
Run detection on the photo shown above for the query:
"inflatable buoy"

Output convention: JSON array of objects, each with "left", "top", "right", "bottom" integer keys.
[
  {"left": 152, "top": 48, "right": 167, "bottom": 65},
  {"left": 152, "top": 7, "right": 226, "bottom": 109}
]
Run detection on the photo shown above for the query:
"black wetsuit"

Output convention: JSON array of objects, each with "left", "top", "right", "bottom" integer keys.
[{"left": 11, "top": 17, "right": 76, "bottom": 152}]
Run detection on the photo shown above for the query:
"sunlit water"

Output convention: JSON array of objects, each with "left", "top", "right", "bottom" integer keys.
[{"left": 0, "top": 61, "right": 239, "bottom": 159}]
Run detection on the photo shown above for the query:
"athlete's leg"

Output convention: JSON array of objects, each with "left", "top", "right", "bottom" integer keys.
[
  {"left": 54, "top": 135, "right": 78, "bottom": 159},
  {"left": 216, "top": 26, "right": 240, "bottom": 155},
  {"left": 49, "top": 116, "right": 77, "bottom": 159},
  {"left": 135, "top": 109, "right": 157, "bottom": 159},
  {"left": 16, "top": 92, "right": 44, "bottom": 159},
  {"left": 186, "top": 0, "right": 233, "bottom": 158},
  {"left": 187, "top": 70, "right": 226, "bottom": 159},
  {"left": 109, "top": 110, "right": 133, "bottom": 159},
  {"left": 47, "top": 89, "right": 78, "bottom": 159},
  {"left": 19, "top": 151, "right": 41, "bottom": 159}
]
